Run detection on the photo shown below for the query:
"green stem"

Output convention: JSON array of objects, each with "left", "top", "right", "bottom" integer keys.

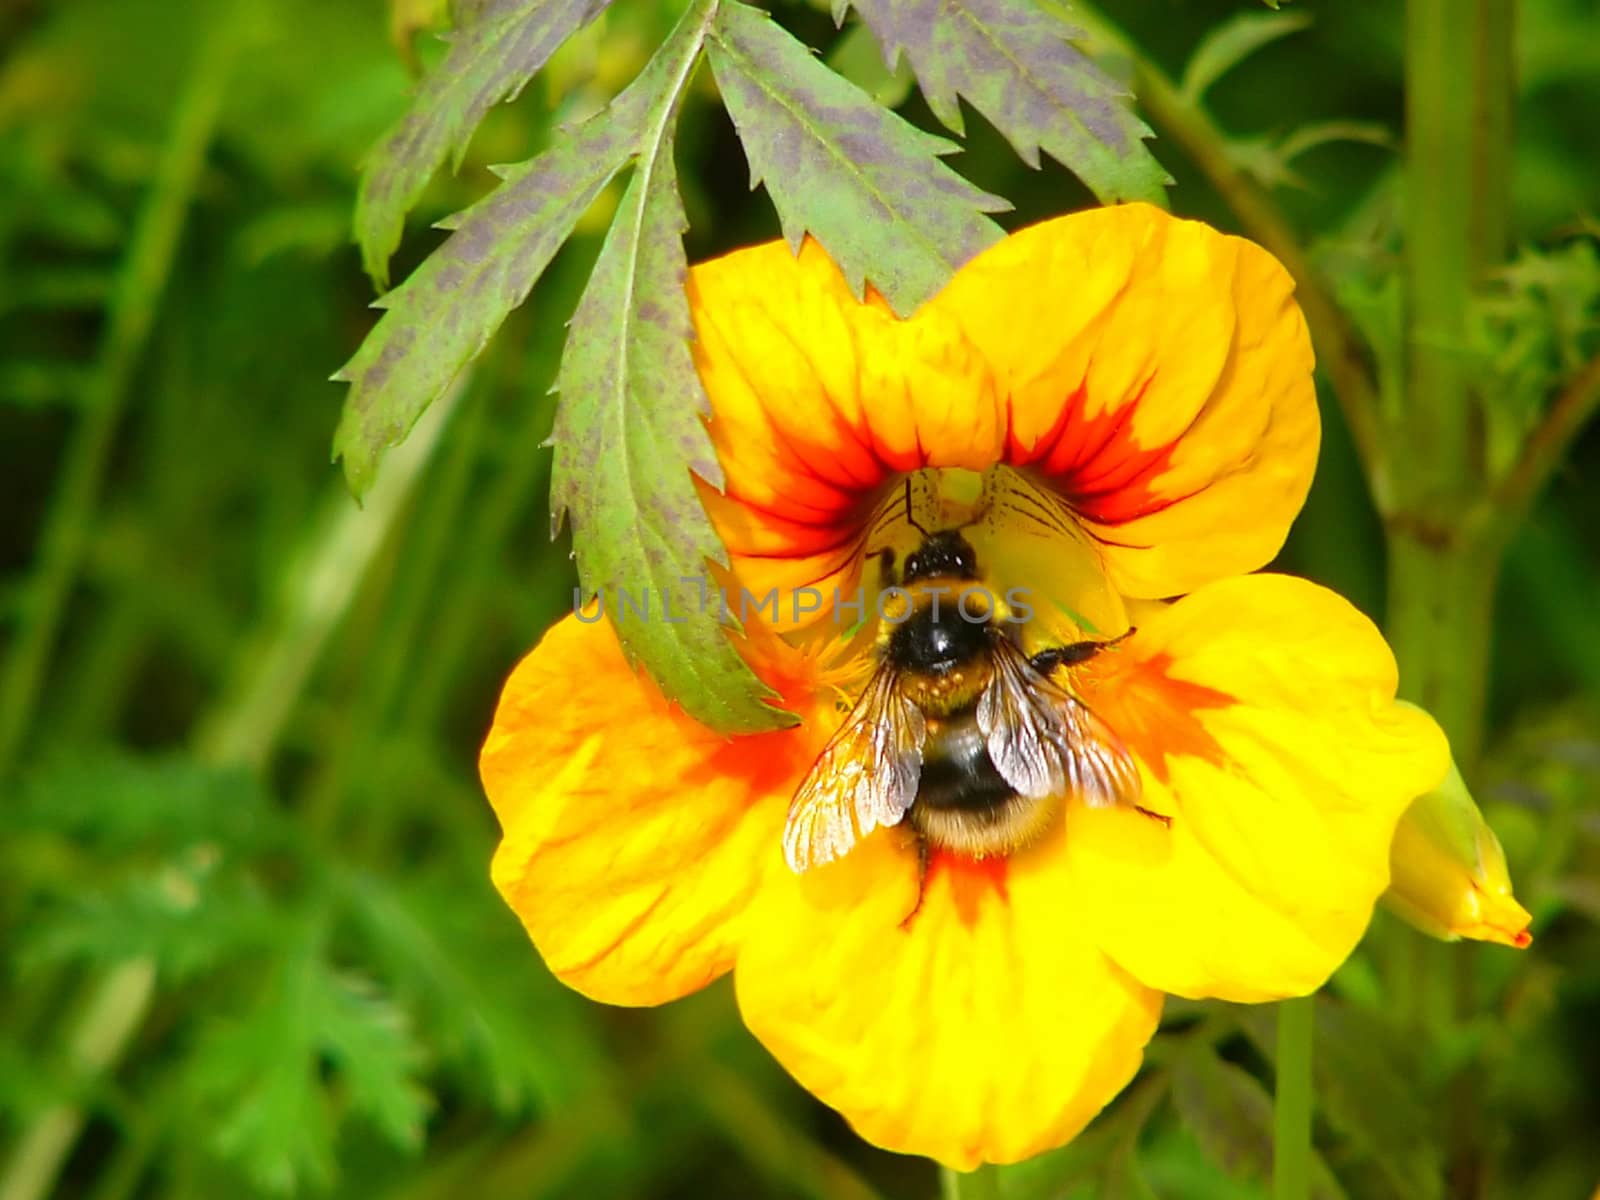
[
  {"left": 1272, "top": 996, "right": 1315, "bottom": 1200},
  {"left": 1383, "top": 531, "right": 1500, "bottom": 769},
  {"left": 941, "top": 1165, "right": 1003, "bottom": 1200},
  {"left": 1391, "top": 5, "right": 1515, "bottom": 1197},
  {"left": 1404, "top": 0, "right": 1482, "bottom": 507}
]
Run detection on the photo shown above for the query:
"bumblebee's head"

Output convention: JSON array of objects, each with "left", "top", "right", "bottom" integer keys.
[{"left": 903, "top": 530, "right": 980, "bottom": 584}]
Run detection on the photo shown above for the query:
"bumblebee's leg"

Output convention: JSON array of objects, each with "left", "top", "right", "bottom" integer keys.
[
  {"left": 876, "top": 547, "right": 898, "bottom": 589},
  {"left": 1029, "top": 627, "right": 1137, "bottom": 676},
  {"left": 898, "top": 835, "right": 932, "bottom": 930},
  {"left": 1134, "top": 804, "right": 1173, "bottom": 828}
]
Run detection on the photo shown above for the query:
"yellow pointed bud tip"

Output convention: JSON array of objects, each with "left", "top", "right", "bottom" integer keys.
[{"left": 1456, "top": 886, "right": 1534, "bottom": 949}]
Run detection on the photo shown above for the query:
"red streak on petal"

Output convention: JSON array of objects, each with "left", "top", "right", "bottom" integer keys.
[
  {"left": 1076, "top": 650, "right": 1233, "bottom": 784},
  {"left": 922, "top": 850, "right": 1010, "bottom": 930},
  {"left": 1070, "top": 442, "right": 1185, "bottom": 526},
  {"left": 1513, "top": 929, "right": 1533, "bottom": 949},
  {"left": 709, "top": 389, "right": 900, "bottom": 565},
  {"left": 1007, "top": 379, "right": 1211, "bottom": 528},
  {"left": 1006, "top": 382, "right": 1087, "bottom": 469},
  {"left": 704, "top": 723, "right": 820, "bottom": 795}
]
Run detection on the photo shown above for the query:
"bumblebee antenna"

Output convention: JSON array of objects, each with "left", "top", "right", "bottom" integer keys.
[{"left": 903, "top": 476, "right": 931, "bottom": 538}]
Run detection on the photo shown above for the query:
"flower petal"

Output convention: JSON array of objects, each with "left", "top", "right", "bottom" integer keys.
[
  {"left": 931, "top": 203, "right": 1319, "bottom": 599},
  {"left": 690, "top": 239, "right": 1002, "bottom": 625},
  {"left": 480, "top": 614, "right": 822, "bottom": 1005},
  {"left": 1062, "top": 574, "right": 1450, "bottom": 1001},
  {"left": 734, "top": 831, "right": 1162, "bottom": 1168}
]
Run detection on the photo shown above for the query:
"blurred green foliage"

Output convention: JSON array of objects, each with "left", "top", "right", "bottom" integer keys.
[{"left": 1, "top": 1, "right": 1597, "bottom": 1198}]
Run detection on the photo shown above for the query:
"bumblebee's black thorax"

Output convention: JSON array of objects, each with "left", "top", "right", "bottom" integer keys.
[
  {"left": 901, "top": 529, "right": 979, "bottom": 583},
  {"left": 886, "top": 602, "right": 991, "bottom": 676},
  {"left": 886, "top": 528, "right": 990, "bottom": 678}
]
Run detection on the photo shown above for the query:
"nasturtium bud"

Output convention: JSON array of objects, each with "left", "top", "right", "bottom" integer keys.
[{"left": 1384, "top": 733, "right": 1532, "bottom": 948}]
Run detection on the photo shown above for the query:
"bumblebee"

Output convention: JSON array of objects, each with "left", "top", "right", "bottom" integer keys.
[{"left": 783, "top": 527, "right": 1142, "bottom": 873}]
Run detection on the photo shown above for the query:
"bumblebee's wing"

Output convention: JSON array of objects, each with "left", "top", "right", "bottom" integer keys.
[
  {"left": 783, "top": 665, "right": 926, "bottom": 873},
  {"left": 976, "top": 639, "right": 1142, "bottom": 809}
]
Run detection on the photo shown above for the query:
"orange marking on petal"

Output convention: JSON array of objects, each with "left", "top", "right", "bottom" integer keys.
[
  {"left": 707, "top": 722, "right": 826, "bottom": 794},
  {"left": 1075, "top": 650, "right": 1233, "bottom": 784},
  {"left": 1005, "top": 375, "right": 1198, "bottom": 529},
  {"left": 1040, "top": 379, "right": 1147, "bottom": 482},
  {"left": 922, "top": 851, "right": 1010, "bottom": 930},
  {"left": 1005, "top": 383, "right": 1090, "bottom": 472},
  {"left": 1070, "top": 443, "right": 1185, "bottom": 526}
]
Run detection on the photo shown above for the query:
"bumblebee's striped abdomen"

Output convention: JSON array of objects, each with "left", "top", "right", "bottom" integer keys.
[
  {"left": 909, "top": 710, "right": 1061, "bottom": 858},
  {"left": 915, "top": 717, "right": 1012, "bottom": 812}
]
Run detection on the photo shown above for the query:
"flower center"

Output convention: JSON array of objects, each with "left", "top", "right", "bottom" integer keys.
[{"left": 813, "top": 465, "right": 1130, "bottom": 661}]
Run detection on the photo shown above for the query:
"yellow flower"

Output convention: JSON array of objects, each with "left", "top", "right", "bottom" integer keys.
[
  {"left": 479, "top": 204, "right": 1450, "bottom": 1168},
  {"left": 692, "top": 202, "right": 1320, "bottom": 628}
]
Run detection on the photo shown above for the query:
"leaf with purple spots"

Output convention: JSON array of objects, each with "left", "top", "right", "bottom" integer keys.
[
  {"left": 550, "top": 0, "right": 788, "bottom": 734},
  {"left": 333, "top": 108, "right": 637, "bottom": 497},
  {"left": 708, "top": 1, "right": 1008, "bottom": 318},
  {"left": 846, "top": 0, "right": 1170, "bottom": 206},
  {"left": 356, "top": 0, "right": 616, "bottom": 288}
]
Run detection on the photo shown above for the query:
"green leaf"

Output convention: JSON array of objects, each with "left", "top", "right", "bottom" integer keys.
[
  {"left": 332, "top": 106, "right": 637, "bottom": 496},
  {"left": 990, "top": 1121, "right": 1120, "bottom": 1199},
  {"left": 188, "top": 931, "right": 431, "bottom": 1192},
  {"left": 1170, "top": 1045, "right": 1348, "bottom": 1200},
  {"left": 355, "top": 0, "right": 616, "bottom": 285},
  {"left": 846, "top": 0, "right": 1168, "bottom": 208},
  {"left": 551, "top": 1, "right": 786, "bottom": 733},
  {"left": 1505, "top": 515, "right": 1600, "bottom": 703},
  {"left": 314, "top": 970, "right": 433, "bottom": 1153},
  {"left": 708, "top": 1, "right": 1007, "bottom": 316},
  {"left": 1317, "top": 181, "right": 1406, "bottom": 420},
  {"left": 1306, "top": 1003, "right": 1442, "bottom": 1200},
  {"left": 0, "top": 361, "right": 94, "bottom": 409},
  {"left": 1179, "top": 10, "right": 1313, "bottom": 105},
  {"left": 189, "top": 946, "right": 335, "bottom": 1193}
]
